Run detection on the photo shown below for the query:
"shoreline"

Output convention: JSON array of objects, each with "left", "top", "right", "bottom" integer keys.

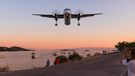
[
  {"left": 0, "top": 50, "right": 120, "bottom": 73},
  {"left": 0, "top": 52, "right": 121, "bottom": 74},
  {"left": 0, "top": 53, "right": 124, "bottom": 76},
  {"left": 0, "top": 52, "right": 102, "bottom": 73},
  {"left": 0, "top": 54, "right": 102, "bottom": 74}
]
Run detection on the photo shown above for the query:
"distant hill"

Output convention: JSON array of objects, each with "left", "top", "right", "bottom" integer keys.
[
  {"left": 72, "top": 47, "right": 116, "bottom": 51},
  {"left": 38, "top": 47, "right": 116, "bottom": 51},
  {"left": 0, "top": 46, "right": 35, "bottom": 52}
]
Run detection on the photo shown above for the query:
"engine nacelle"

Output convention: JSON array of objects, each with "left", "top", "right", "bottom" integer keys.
[
  {"left": 55, "top": 14, "right": 58, "bottom": 21},
  {"left": 77, "top": 14, "right": 82, "bottom": 21},
  {"left": 53, "top": 14, "right": 58, "bottom": 21}
]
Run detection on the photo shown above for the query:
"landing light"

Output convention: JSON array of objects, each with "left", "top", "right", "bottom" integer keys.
[
  {"left": 80, "top": 14, "right": 82, "bottom": 16},
  {"left": 53, "top": 14, "right": 55, "bottom": 16},
  {"left": 66, "top": 13, "right": 68, "bottom": 16}
]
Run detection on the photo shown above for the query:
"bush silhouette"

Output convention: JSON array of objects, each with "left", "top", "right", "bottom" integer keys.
[
  {"left": 68, "top": 52, "right": 82, "bottom": 61},
  {"left": 94, "top": 52, "right": 101, "bottom": 56},
  {"left": 54, "top": 55, "right": 69, "bottom": 65},
  {"left": 0, "top": 65, "right": 10, "bottom": 72}
]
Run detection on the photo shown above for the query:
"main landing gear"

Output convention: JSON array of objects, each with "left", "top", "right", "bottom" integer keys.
[
  {"left": 55, "top": 24, "right": 58, "bottom": 26},
  {"left": 78, "top": 20, "right": 80, "bottom": 26},
  {"left": 78, "top": 23, "right": 80, "bottom": 26},
  {"left": 55, "top": 20, "right": 58, "bottom": 26}
]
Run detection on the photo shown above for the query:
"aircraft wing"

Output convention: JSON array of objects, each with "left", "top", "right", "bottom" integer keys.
[
  {"left": 32, "top": 14, "right": 64, "bottom": 18},
  {"left": 71, "top": 13, "right": 103, "bottom": 18}
]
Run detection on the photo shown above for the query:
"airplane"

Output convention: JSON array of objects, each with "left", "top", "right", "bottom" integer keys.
[{"left": 33, "top": 8, "right": 103, "bottom": 26}]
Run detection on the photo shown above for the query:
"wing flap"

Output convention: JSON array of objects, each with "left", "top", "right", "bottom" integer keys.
[
  {"left": 33, "top": 14, "right": 64, "bottom": 18},
  {"left": 71, "top": 14, "right": 77, "bottom": 18},
  {"left": 80, "top": 13, "right": 103, "bottom": 18},
  {"left": 71, "top": 13, "right": 103, "bottom": 18}
]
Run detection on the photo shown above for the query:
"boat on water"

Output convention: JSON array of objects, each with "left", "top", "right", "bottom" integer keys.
[
  {"left": 52, "top": 52, "right": 58, "bottom": 56},
  {"left": 31, "top": 55, "right": 38, "bottom": 59},
  {"left": 31, "top": 52, "right": 38, "bottom": 59},
  {"left": 0, "top": 55, "right": 5, "bottom": 58}
]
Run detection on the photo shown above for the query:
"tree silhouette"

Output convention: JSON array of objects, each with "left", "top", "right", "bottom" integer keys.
[{"left": 115, "top": 41, "right": 135, "bottom": 51}]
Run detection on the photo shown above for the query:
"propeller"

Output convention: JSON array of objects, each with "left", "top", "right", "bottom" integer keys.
[
  {"left": 51, "top": 10, "right": 60, "bottom": 26},
  {"left": 75, "top": 10, "right": 84, "bottom": 26},
  {"left": 75, "top": 9, "right": 84, "bottom": 15},
  {"left": 52, "top": 10, "right": 60, "bottom": 15}
]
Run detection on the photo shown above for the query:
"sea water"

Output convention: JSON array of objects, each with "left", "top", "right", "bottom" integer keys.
[{"left": 0, "top": 50, "right": 102, "bottom": 71}]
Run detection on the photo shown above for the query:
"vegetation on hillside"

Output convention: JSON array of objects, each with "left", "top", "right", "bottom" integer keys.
[
  {"left": 54, "top": 55, "right": 69, "bottom": 65},
  {"left": 115, "top": 41, "right": 135, "bottom": 52},
  {"left": 68, "top": 52, "right": 83, "bottom": 61},
  {"left": 0, "top": 65, "right": 11, "bottom": 73},
  {"left": 94, "top": 52, "right": 101, "bottom": 56},
  {"left": 0, "top": 46, "right": 34, "bottom": 51},
  {"left": 54, "top": 51, "right": 83, "bottom": 65}
]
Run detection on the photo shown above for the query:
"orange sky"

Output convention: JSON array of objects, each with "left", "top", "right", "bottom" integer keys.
[
  {"left": 1, "top": 0, "right": 135, "bottom": 50},
  {"left": 1, "top": 36, "right": 133, "bottom": 50}
]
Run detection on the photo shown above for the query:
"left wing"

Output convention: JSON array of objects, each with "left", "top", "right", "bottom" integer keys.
[
  {"left": 32, "top": 14, "right": 64, "bottom": 18},
  {"left": 71, "top": 13, "right": 103, "bottom": 18}
]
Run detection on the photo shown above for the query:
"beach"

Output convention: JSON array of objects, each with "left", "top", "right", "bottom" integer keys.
[
  {"left": 0, "top": 53, "right": 126, "bottom": 76},
  {"left": 0, "top": 50, "right": 102, "bottom": 71}
]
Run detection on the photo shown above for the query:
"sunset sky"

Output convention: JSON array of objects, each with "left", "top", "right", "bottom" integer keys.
[{"left": 0, "top": 0, "right": 135, "bottom": 50}]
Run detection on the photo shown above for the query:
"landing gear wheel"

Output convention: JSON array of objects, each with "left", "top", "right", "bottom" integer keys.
[
  {"left": 78, "top": 23, "right": 80, "bottom": 26},
  {"left": 55, "top": 24, "right": 58, "bottom": 26}
]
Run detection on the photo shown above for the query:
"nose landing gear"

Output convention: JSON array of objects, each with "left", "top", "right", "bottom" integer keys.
[
  {"left": 78, "top": 23, "right": 80, "bottom": 26},
  {"left": 55, "top": 20, "right": 58, "bottom": 26},
  {"left": 55, "top": 23, "right": 58, "bottom": 26},
  {"left": 77, "top": 20, "right": 80, "bottom": 26}
]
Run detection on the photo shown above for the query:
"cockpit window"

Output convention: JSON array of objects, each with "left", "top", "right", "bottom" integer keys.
[{"left": 65, "top": 8, "right": 70, "bottom": 10}]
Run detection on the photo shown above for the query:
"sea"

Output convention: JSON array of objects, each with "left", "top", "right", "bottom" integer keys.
[{"left": 0, "top": 50, "right": 102, "bottom": 71}]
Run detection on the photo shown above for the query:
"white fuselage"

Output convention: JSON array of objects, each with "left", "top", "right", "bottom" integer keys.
[{"left": 63, "top": 9, "right": 71, "bottom": 25}]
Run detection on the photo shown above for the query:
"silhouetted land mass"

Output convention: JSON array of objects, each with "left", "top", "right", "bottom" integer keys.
[
  {"left": 115, "top": 41, "right": 135, "bottom": 52},
  {"left": 0, "top": 46, "right": 35, "bottom": 52},
  {"left": 60, "top": 49, "right": 75, "bottom": 51}
]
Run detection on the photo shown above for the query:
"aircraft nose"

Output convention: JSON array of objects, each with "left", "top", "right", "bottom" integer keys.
[{"left": 63, "top": 10, "right": 71, "bottom": 14}]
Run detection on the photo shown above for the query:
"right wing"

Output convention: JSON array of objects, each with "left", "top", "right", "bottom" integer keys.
[
  {"left": 71, "top": 13, "right": 103, "bottom": 18},
  {"left": 80, "top": 13, "right": 103, "bottom": 18},
  {"left": 32, "top": 14, "right": 64, "bottom": 18}
]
